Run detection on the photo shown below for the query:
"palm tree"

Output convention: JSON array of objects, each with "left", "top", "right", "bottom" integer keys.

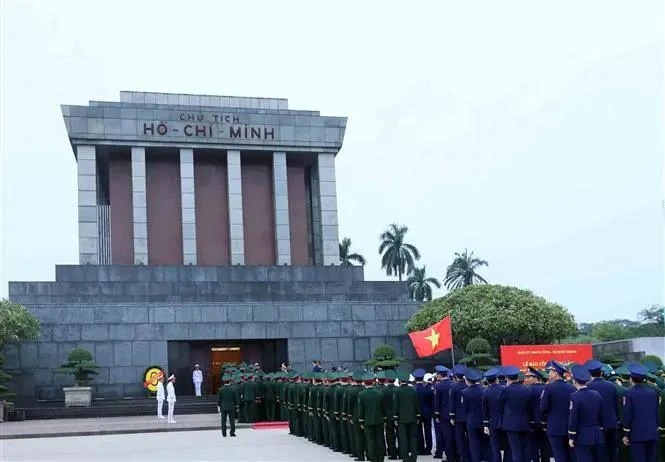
[
  {"left": 444, "top": 248, "right": 488, "bottom": 290},
  {"left": 339, "top": 238, "right": 367, "bottom": 266},
  {"left": 407, "top": 266, "right": 441, "bottom": 302},
  {"left": 378, "top": 223, "right": 421, "bottom": 281}
]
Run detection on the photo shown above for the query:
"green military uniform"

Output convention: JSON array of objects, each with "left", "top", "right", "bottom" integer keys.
[
  {"left": 342, "top": 373, "right": 353, "bottom": 454},
  {"left": 334, "top": 373, "right": 348, "bottom": 453},
  {"left": 242, "top": 377, "right": 258, "bottom": 423},
  {"left": 300, "top": 375, "right": 311, "bottom": 438},
  {"left": 329, "top": 373, "right": 342, "bottom": 452},
  {"left": 380, "top": 370, "right": 398, "bottom": 460},
  {"left": 321, "top": 373, "right": 333, "bottom": 448},
  {"left": 287, "top": 374, "right": 300, "bottom": 435},
  {"left": 348, "top": 373, "right": 366, "bottom": 461},
  {"left": 393, "top": 371, "right": 419, "bottom": 462},
  {"left": 263, "top": 373, "right": 276, "bottom": 421},
  {"left": 217, "top": 377, "right": 238, "bottom": 437},
  {"left": 359, "top": 372, "right": 386, "bottom": 462}
]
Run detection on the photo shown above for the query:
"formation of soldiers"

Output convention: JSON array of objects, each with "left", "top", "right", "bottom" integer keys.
[{"left": 216, "top": 360, "right": 665, "bottom": 462}]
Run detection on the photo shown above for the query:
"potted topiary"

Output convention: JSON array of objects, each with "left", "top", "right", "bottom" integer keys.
[
  {"left": 56, "top": 348, "right": 99, "bottom": 407},
  {"left": 365, "top": 344, "right": 404, "bottom": 371}
]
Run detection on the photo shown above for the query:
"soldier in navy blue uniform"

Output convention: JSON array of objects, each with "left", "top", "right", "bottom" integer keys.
[
  {"left": 432, "top": 365, "right": 454, "bottom": 460},
  {"left": 622, "top": 363, "right": 659, "bottom": 462},
  {"left": 450, "top": 364, "right": 470, "bottom": 462},
  {"left": 541, "top": 359, "right": 576, "bottom": 462},
  {"left": 483, "top": 368, "right": 512, "bottom": 462},
  {"left": 567, "top": 365, "right": 604, "bottom": 462},
  {"left": 462, "top": 369, "right": 486, "bottom": 462},
  {"left": 499, "top": 365, "right": 532, "bottom": 462},
  {"left": 525, "top": 367, "right": 549, "bottom": 462},
  {"left": 413, "top": 368, "right": 434, "bottom": 456},
  {"left": 585, "top": 359, "right": 620, "bottom": 462}
]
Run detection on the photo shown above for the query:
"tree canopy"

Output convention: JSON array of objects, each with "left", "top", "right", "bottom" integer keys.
[
  {"left": 407, "top": 266, "right": 441, "bottom": 302},
  {"left": 339, "top": 237, "right": 367, "bottom": 266},
  {"left": 407, "top": 284, "right": 576, "bottom": 351},
  {"left": 378, "top": 224, "right": 420, "bottom": 281},
  {"left": 443, "top": 249, "right": 488, "bottom": 290},
  {"left": 0, "top": 299, "right": 40, "bottom": 351}
]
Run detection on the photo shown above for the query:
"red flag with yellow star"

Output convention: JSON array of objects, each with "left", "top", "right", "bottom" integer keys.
[{"left": 408, "top": 316, "right": 453, "bottom": 358}]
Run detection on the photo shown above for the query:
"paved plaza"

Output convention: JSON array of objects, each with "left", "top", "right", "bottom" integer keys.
[{"left": 2, "top": 427, "right": 426, "bottom": 461}]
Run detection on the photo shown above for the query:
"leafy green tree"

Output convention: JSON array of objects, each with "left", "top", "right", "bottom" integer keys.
[
  {"left": 378, "top": 224, "right": 420, "bottom": 281},
  {"left": 56, "top": 348, "right": 99, "bottom": 386},
  {"left": 0, "top": 355, "right": 14, "bottom": 402},
  {"left": 339, "top": 237, "right": 367, "bottom": 266},
  {"left": 591, "top": 322, "right": 630, "bottom": 342},
  {"left": 407, "top": 266, "right": 441, "bottom": 302},
  {"left": 458, "top": 337, "right": 498, "bottom": 372},
  {"left": 365, "top": 344, "right": 403, "bottom": 370},
  {"left": 598, "top": 352, "right": 623, "bottom": 369},
  {"left": 407, "top": 284, "right": 577, "bottom": 352},
  {"left": 443, "top": 249, "right": 488, "bottom": 290},
  {"left": 638, "top": 304, "right": 664, "bottom": 326},
  {"left": 0, "top": 299, "right": 40, "bottom": 351},
  {"left": 561, "top": 334, "right": 599, "bottom": 344}
]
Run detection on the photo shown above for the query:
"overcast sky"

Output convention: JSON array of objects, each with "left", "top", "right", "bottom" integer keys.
[{"left": 1, "top": 1, "right": 663, "bottom": 323}]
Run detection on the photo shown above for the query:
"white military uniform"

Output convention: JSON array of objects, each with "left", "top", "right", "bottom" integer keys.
[
  {"left": 166, "top": 378, "right": 176, "bottom": 423},
  {"left": 156, "top": 380, "right": 165, "bottom": 419},
  {"left": 192, "top": 367, "right": 203, "bottom": 397}
]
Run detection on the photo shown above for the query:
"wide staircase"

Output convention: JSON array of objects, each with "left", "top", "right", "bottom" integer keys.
[{"left": 15, "top": 395, "right": 218, "bottom": 420}]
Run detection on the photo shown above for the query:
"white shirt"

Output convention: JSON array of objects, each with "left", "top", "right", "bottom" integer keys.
[
  {"left": 156, "top": 381, "right": 165, "bottom": 400},
  {"left": 193, "top": 370, "right": 203, "bottom": 384},
  {"left": 166, "top": 381, "right": 176, "bottom": 402}
]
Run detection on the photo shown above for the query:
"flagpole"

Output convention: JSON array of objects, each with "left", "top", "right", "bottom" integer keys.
[
  {"left": 451, "top": 343, "right": 456, "bottom": 367},
  {"left": 450, "top": 317, "right": 455, "bottom": 366}
]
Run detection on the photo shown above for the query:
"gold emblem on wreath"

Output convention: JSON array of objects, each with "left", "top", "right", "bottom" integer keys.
[{"left": 143, "top": 367, "right": 164, "bottom": 392}]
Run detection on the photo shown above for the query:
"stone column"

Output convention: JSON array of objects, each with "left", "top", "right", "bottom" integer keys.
[
  {"left": 317, "top": 153, "right": 340, "bottom": 265},
  {"left": 180, "top": 149, "right": 197, "bottom": 264},
  {"left": 131, "top": 147, "right": 148, "bottom": 264},
  {"left": 77, "top": 145, "right": 98, "bottom": 264},
  {"left": 273, "top": 152, "right": 291, "bottom": 265},
  {"left": 227, "top": 150, "right": 244, "bottom": 265}
]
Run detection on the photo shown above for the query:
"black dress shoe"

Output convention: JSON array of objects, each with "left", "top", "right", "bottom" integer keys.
[{"left": 230, "top": 433, "right": 236, "bottom": 437}]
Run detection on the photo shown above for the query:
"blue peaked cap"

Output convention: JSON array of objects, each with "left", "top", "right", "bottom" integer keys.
[
  {"left": 584, "top": 360, "right": 603, "bottom": 372},
  {"left": 571, "top": 365, "right": 591, "bottom": 383},
  {"left": 434, "top": 365, "right": 449, "bottom": 373}
]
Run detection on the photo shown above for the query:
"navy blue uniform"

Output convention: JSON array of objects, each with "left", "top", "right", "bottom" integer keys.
[
  {"left": 587, "top": 376, "right": 620, "bottom": 462},
  {"left": 415, "top": 381, "right": 433, "bottom": 455},
  {"left": 500, "top": 382, "right": 532, "bottom": 462},
  {"left": 450, "top": 379, "right": 470, "bottom": 461},
  {"left": 568, "top": 387, "right": 604, "bottom": 462},
  {"left": 433, "top": 379, "right": 454, "bottom": 460},
  {"left": 623, "top": 383, "right": 659, "bottom": 462},
  {"left": 528, "top": 382, "right": 549, "bottom": 462},
  {"left": 463, "top": 383, "right": 486, "bottom": 462},
  {"left": 483, "top": 382, "right": 512, "bottom": 462},
  {"left": 541, "top": 378, "right": 576, "bottom": 462}
]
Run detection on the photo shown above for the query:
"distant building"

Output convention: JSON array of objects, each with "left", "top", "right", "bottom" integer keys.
[
  {"left": 6, "top": 91, "right": 419, "bottom": 401},
  {"left": 593, "top": 336, "right": 664, "bottom": 362}
]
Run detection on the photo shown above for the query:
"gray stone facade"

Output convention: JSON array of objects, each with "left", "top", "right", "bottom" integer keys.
[{"left": 7, "top": 265, "right": 419, "bottom": 401}]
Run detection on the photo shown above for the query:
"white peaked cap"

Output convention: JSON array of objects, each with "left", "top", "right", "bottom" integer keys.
[
  {"left": 424, "top": 373, "right": 434, "bottom": 382},
  {"left": 168, "top": 374, "right": 175, "bottom": 381}
]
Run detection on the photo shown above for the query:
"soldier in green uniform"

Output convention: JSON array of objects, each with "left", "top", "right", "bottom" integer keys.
[
  {"left": 341, "top": 372, "right": 354, "bottom": 455},
  {"left": 217, "top": 375, "right": 238, "bottom": 437},
  {"left": 359, "top": 371, "right": 386, "bottom": 462},
  {"left": 393, "top": 370, "right": 419, "bottom": 462},
  {"left": 307, "top": 373, "right": 317, "bottom": 442},
  {"left": 321, "top": 373, "right": 333, "bottom": 449},
  {"left": 300, "top": 373, "right": 311, "bottom": 439},
  {"left": 378, "top": 370, "right": 398, "bottom": 460},
  {"left": 263, "top": 372, "right": 276, "bottom": 421},
  {"left": 288, "top": 372, "right": 300, "bottom": 435},
  {"left": 243, "top": 373, "right": 259, "bottom": 423},
  {"left": 329, "top": 372, "right": 342, "bottom": 452},
  {"left": 350, "top": 372, "right": 367, "bottom": 461}
]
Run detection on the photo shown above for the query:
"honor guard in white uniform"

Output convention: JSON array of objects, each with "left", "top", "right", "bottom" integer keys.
[
  {"left": 156, "top": 374, "right": 165, "bottom": 419},
  {"left": 193, "top": 364, "right": 203, "bottom": 397},
  {"left": 166, "top": 374, "right": 177, "bottom": 423}
]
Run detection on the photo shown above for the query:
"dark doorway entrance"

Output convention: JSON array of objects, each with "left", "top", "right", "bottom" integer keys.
[{"left": 167, "top": 339, "right": 288, "bottom": 395}]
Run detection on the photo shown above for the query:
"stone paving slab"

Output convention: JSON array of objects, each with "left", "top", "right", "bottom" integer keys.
[
  {"left": 1, "top": 428, "right": 369, "bottom": 461},
  {"left": 0, "top": 413, "right": 249, "bottom": 439}
]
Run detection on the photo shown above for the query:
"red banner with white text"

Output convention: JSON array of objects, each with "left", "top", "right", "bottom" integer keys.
[{"left": 500, "top": 344, "right": 593, "bottom": 372}]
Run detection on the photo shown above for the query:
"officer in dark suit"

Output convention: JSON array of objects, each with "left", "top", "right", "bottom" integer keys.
[
  {"left": 541, "top": 359, "right": 576, "bottom": 462},
  {"left": 412, "top": 368, "right": 433, "bottom": 456},
  {"left": 482, "top": 367, "right": 512, "bottom": 462},
  {"left": 217, "top": 375, "right": 239, "bottom": 437},
  {"left": 450, "top": 364, "right": 470, "bottom": 462},
  {"left": 585, "top": 359, "right": 620, "bottom": 462},
  {"left": 568, "top": 365, "right": 604, "bottom": 462},
  {"left": 433, "top": 365, "right": 454, "bottom": 460},
  {"left": 462, "top": 369, "right": 486, "bottom": 462},
  {"left": 499, "top": 365, "right": 532, "bottom": 462},
  {"left": 622, "top": 363, "right": 659, "bottom": 462},
  {"left": 526, "top": 367, "right": 549, "bottom": 462}
]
